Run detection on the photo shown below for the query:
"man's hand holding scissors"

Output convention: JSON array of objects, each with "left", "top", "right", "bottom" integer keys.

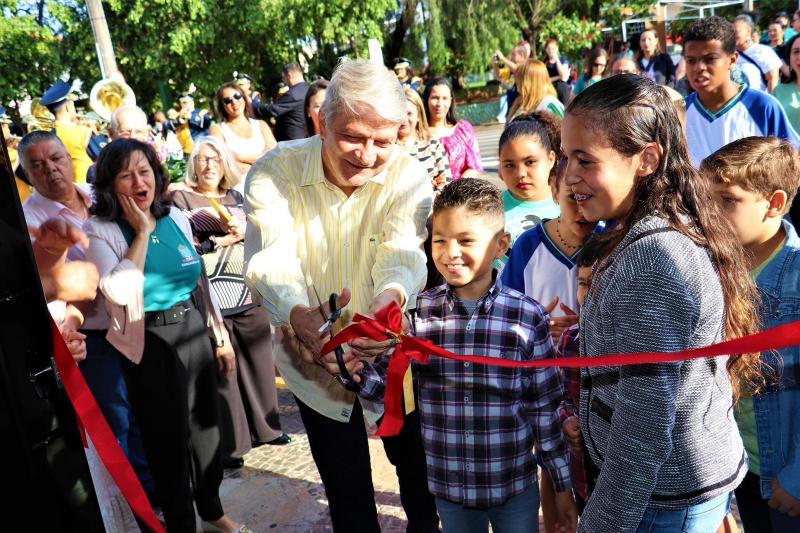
[{"left": 284, "top": 288, "right": 357, "bottom": 371}]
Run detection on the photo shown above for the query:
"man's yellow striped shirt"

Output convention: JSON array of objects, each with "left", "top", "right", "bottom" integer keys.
[{"left": 244, "top": 136, "right": 431, "bottom": 423}]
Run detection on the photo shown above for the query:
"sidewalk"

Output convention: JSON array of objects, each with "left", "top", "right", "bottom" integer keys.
[{"left": 217, "top": 387, "right": 408, "bottom": 532}]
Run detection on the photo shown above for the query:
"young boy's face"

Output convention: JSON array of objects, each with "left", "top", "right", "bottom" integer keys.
[
  {"left": 684, "top": 39, "right": 738, "bottom": 96},
  {"left": 431, "top": 206, "right": 510, "bottom": 300},
  {"left": 711, "top": 182, "right": 779, "bottom": 247},
  {"left": 577, "top": 266, "right": 592, "bottom": 308}
]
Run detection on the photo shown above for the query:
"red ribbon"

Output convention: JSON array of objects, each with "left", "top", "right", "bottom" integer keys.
[
  {"left": 321, "top": 302, "right": 800, "bottom": 437},
  {"left": 50, "top": 318, "right": 165, "bottom": 533}
]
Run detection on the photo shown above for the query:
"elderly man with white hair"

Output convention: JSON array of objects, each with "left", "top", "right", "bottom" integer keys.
[
  {"left": 87, "top": 105, "right": 152, "bottom": 184},
  {"left": 245, "top": 59, "right": 436, "bottom": 532},
  {"left": 108, "top": 105, "right": 150, "bottom": 141}
]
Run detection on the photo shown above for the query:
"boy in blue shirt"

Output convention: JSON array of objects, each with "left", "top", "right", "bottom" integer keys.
[
  {"left": 701, "top": 136, "right": 800, "bottom": 532},
  {"left": 327, "top": 179, "right": 577, "bottom": 533},
  {"left": 683, "top": 16, "right": 800, "bottom": 167}
]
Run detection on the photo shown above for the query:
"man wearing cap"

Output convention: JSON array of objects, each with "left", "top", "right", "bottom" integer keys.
[
  {"left": 393, "top": 58, "right": 422, "bottom": 91},
  {"left": 235, "top": 72, "right": 261, "bottom": 107},
  {"left": 253, "top": 62, "right": 309, "bottom": 141},
  {"left": 179, "top": 94, "right": 211, "bottom": 140},
  {"left": 41, "top": 81, "right": 93, "bottom": 184}
]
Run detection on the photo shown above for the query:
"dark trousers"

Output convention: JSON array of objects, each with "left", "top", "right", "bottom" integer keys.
[
  {"left": 736, "top": 471, "right": 773, "bottom": 533},
  {"left": 123, "top": 307, "right": 224, "bottom": 533},
  {"left": 735, "top": 471, "right": 800, "bottom": 533},
  {"left": 381, "top": 409, "right": 440, "bottom": 533},
  {"left": 219, "top": 305, "right": 282, "bottom": 459},
  {"left": 295, "top": 395, "right": 381, "bottom": 533},
  {"left": 81, "top": 334, "right": 154, "bottom": 495}
]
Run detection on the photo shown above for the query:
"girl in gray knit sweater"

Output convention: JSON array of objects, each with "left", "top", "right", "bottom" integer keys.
[{"left": 561, "top": 74, "right": 762, "bottom": 532}]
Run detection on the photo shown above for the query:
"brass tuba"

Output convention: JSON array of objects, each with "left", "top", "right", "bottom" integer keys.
[
  {"left": 24, "top": 98, "right": 56, "bottom": 132},
  {"left": 89, "top": 78, "right": 136, "bottom": 121}
]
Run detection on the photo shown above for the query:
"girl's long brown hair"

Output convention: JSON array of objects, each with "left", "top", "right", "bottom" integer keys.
[{"left": 567, "top": 74, "right": 763, "bottom": 401}]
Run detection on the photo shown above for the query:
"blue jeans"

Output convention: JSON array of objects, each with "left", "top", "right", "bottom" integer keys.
[
  {"left": 636, "top": 492, "right": 731, "bottom": 533},
  {"left": 435, "top": 482, "right": 539, "bottom": 533},
  {"left": 81, "top": 334, "right": 154, "bottom": 494}
]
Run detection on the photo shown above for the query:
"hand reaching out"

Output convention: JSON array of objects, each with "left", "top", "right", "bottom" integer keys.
[{"left": 544, "top": 296, "right": 579, "bottom": 344}]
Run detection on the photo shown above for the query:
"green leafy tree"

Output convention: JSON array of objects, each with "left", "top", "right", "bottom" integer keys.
[
  {"left": 424, "top": 0, "right": 521, "bottom": 82},
  {"left": 0, "top": 5, "right": 64, "bottom": 114},
  {"left": 49, "top": 0, "right": 396, "bottom": 113}
]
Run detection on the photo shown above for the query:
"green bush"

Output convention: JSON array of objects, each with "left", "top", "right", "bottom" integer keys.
[{"left": 537, "top": 15, "right": 603, "bottom": 62}]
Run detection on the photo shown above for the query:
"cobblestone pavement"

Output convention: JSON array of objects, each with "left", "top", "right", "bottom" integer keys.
[{"left": 218, "top": 387, "right": 409, "bottom": 533}]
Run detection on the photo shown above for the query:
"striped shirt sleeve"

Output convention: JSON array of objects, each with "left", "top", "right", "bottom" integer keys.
[{"left": 243, "top": 152, "right": 309, "bottom": 324}]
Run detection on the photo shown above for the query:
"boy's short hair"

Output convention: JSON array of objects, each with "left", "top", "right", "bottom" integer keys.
[
  {"left": 700, "top": 136, "right": 800, "bottom": 210},
  {"left": 683, "top": 16, "right": 737, "bottom": 54},
  {"left": 576, "top": 234, "right": 608, "bottom": 269},
  {"left": 433, "top": 178, "right": 504, "bottom": 224}
]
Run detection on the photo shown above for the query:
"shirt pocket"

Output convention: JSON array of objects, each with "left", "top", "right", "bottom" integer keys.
[{"left": 359, "top": 234, "right": 380, "bottom": 282}]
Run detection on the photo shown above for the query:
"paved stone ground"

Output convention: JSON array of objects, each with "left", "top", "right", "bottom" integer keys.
[{"left": 219, "top": 386, "right": 410, "bottom": 533}]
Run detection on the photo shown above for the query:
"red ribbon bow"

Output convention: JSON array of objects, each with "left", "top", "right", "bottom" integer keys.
[{"left": 322, "top": 302, "right": 800, "bottom": 437}]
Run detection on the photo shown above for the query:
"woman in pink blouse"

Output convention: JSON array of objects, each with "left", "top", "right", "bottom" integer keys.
[{"left": 423, "top": 77, "right": 483, "bottom": 179}]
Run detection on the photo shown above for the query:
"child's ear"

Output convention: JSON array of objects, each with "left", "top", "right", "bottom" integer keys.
[
  {"left": 729, "top": 51, "right": 739, "bottom": 71},
  {"left": 496, "top": 231, "right": 512, "bottom": 258},
  {"left": 547, "top": 150, "right": 556, "bottom": 172},
  {"left": 766, "top": 189, "right": 788, "bottom": 217},
  {"left": 636, "top": 142, "right": 662, "bottom": 177}
]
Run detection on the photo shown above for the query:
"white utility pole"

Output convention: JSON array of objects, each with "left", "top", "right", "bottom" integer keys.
[{"left": 85, "top": 0, "right": 117, "bottom": 79}]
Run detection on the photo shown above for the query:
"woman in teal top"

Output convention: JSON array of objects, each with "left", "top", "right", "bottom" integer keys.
[
  {"left": 774, "top": 35, "right": 800, "bottom": 131},
  {"left": 573, "top": 47, "right": 608, "bottom": 96},
  {"left": 89, "top": 139, "right": 248, "bottom": 533}
]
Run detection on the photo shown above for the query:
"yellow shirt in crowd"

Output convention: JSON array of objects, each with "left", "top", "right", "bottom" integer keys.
[
  {"left": 55, "top": 120, "right": 93, "bottom": 183},
  {"left": 244, "top": 135, "right": 431, "bottom": 423}
]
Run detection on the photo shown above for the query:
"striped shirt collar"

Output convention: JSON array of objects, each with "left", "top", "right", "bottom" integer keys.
[{"left": 300, "top": 134, "right": 398, "bottom": 188}]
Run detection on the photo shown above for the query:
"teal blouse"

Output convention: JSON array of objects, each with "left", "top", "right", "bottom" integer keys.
[{"left": 118, "top": 216, "right": 202, "bottom": 312}]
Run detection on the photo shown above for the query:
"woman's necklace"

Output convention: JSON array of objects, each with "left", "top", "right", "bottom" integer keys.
[{"left": 554, "top": 219, "right": 580, "bottom": 251}]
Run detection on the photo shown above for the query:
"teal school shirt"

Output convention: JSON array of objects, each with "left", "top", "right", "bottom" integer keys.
[
  {"left": 118, "top": 216, "right": 202, "bottom": 312},
  {"left": 502, "top": 189, "right": 561, "bottom": 246}
]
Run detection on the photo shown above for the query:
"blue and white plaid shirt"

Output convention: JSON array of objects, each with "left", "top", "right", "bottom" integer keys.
[{"left": 359, "top": 274, "right": 571, "bottom": 507}]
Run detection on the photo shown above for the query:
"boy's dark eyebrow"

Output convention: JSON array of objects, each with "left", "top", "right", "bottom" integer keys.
[{"left": 431, "top": 230, "right": 477, "bottom": 238}]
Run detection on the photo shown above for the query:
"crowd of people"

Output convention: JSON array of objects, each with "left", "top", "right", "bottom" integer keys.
[{"left": 7, "top": 8, "right": 800, "bottom": 533}]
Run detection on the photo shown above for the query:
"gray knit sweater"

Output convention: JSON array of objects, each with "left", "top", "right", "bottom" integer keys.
[{"left": 577, "top": 215, "right": 746, "bottom": 532}]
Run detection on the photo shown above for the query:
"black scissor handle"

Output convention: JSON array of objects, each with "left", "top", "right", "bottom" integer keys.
[{"left": 327, "top": 293, "right": 353, "bottom": 383}]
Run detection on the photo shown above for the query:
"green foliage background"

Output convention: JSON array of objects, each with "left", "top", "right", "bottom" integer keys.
[{"left": 6, "top": 0, "right": 794, "bottom": 114}]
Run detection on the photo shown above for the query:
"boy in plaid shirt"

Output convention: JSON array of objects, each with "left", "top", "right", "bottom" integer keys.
[{"left": 340, "top": 179, "right": 577, "bottom": 533}]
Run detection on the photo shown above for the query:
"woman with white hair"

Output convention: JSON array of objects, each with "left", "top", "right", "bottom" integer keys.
[{"left": 173, "top": 136, "right": 288, "bottom": 471}]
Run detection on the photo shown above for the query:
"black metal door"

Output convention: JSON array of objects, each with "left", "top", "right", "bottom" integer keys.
[{"left": 0, "top": 129, "right": 104, "bottom": 530}]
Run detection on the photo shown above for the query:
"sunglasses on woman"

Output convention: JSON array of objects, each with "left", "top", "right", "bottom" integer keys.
[{"left": 223, "top": 93, "right": 244, "bottom": 105}]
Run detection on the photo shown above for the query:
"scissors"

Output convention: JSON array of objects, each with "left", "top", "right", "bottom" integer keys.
[{"left": 312, "top": 287, "right": 357, "bottom": 388}]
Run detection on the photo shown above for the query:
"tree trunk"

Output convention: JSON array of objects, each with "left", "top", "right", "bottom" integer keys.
[{"left": 385, "top": 0, "right": 418, "bottom": 64}]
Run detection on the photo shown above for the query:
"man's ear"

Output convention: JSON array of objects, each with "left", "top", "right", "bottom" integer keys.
[
  {"left": 766, "top": 189, "right": 788, "bottom": 218},
  {"left": 319, "top": 110, "right": 327, "bottom": 139}
]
